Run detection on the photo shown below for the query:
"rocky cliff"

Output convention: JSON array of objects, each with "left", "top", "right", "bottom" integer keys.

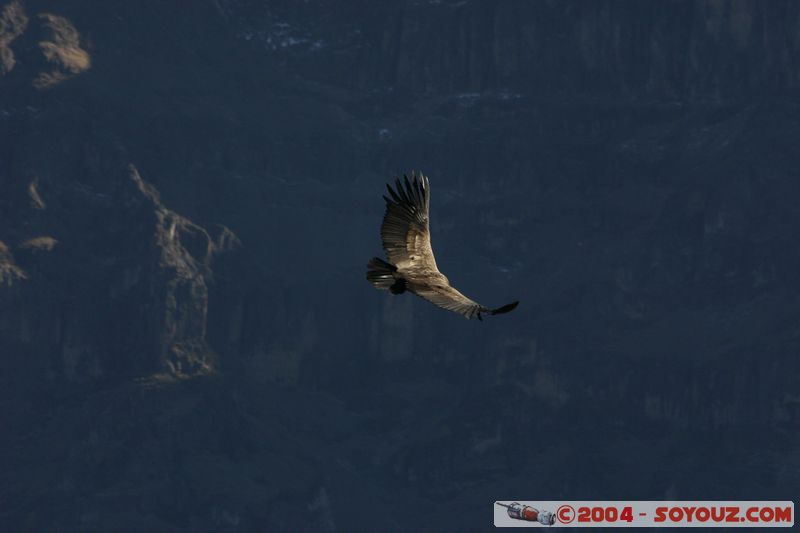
[{"left": 1, "top": 1, "right": 799, "bottom": 531}]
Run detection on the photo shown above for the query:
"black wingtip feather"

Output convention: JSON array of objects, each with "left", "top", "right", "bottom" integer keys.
[
  {"left": 403, "top": 174, "right": 415, "bottom": 205},
  {"left": 490, "top": 301, "right": 519, "bottom": 315},
  {"left": 384, "top": 172, "right": 428, "bottom": 214},
  {"left": 396, "top": 177, "right": 410, "bottom": 204},
  {"left": 386, "top": 183, "right": 399, "bottom": 203},
  {"left": 413, "top": 174, "right": 423, "bottom": 204}
]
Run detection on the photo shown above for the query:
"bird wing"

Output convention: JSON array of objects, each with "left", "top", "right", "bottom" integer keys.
[
  {"left": 412, "top": 283, "right": 487, "bottom": 319},
  {"left": 380, "top": 172, "right": 520, "bottom": 320},
  {"left": 412, "top": 283, "right": 520, "bottom": 320},
  {"left": 380, "top": 173, "right": 439, "bottom": 272}
]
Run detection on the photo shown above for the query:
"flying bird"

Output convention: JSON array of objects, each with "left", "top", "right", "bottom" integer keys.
[{"left": 366, "top": 172, "right": 519, "bottom": 320}]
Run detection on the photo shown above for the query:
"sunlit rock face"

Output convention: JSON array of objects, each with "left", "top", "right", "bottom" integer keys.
[
  {"left": 1, "top": 1, "right": 799, "bottom": 531},
  {"left": 0, "top": 2, "right": 90, "bottom": 87},
  {"left": 33, "top": 12, "right": 90, "bottom": 88},
  {"left": 0, "top": 1, "right": 27, "bottom": 74},
  {"left": 0, "top": 163, "right": 240, "bottom": 384}
]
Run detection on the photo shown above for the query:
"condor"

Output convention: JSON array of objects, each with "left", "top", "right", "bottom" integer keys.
[{"left": 366, "top": 173, "right": 518, "bottom": 320}]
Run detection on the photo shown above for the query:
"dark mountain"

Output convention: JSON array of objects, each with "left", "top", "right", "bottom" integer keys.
[{"left": 1, "top": 1, "right": 798, "bottom": 531}]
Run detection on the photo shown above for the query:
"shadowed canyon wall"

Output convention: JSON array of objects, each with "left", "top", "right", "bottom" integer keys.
[{"left": 1, "top": 1, "right": 799, "bottom": 531}]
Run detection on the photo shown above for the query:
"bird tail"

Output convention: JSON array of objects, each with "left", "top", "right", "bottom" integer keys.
[
  {"left": 366, "top": 257, "right": 397, "bottom": 290},
  {"left": 489, "top": 301, "right": 519, "bottom": 315}
]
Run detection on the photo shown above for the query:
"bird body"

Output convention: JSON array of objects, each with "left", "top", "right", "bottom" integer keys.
[{"left": 366, "top": 173, "right": 518, "bottom": 320}]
